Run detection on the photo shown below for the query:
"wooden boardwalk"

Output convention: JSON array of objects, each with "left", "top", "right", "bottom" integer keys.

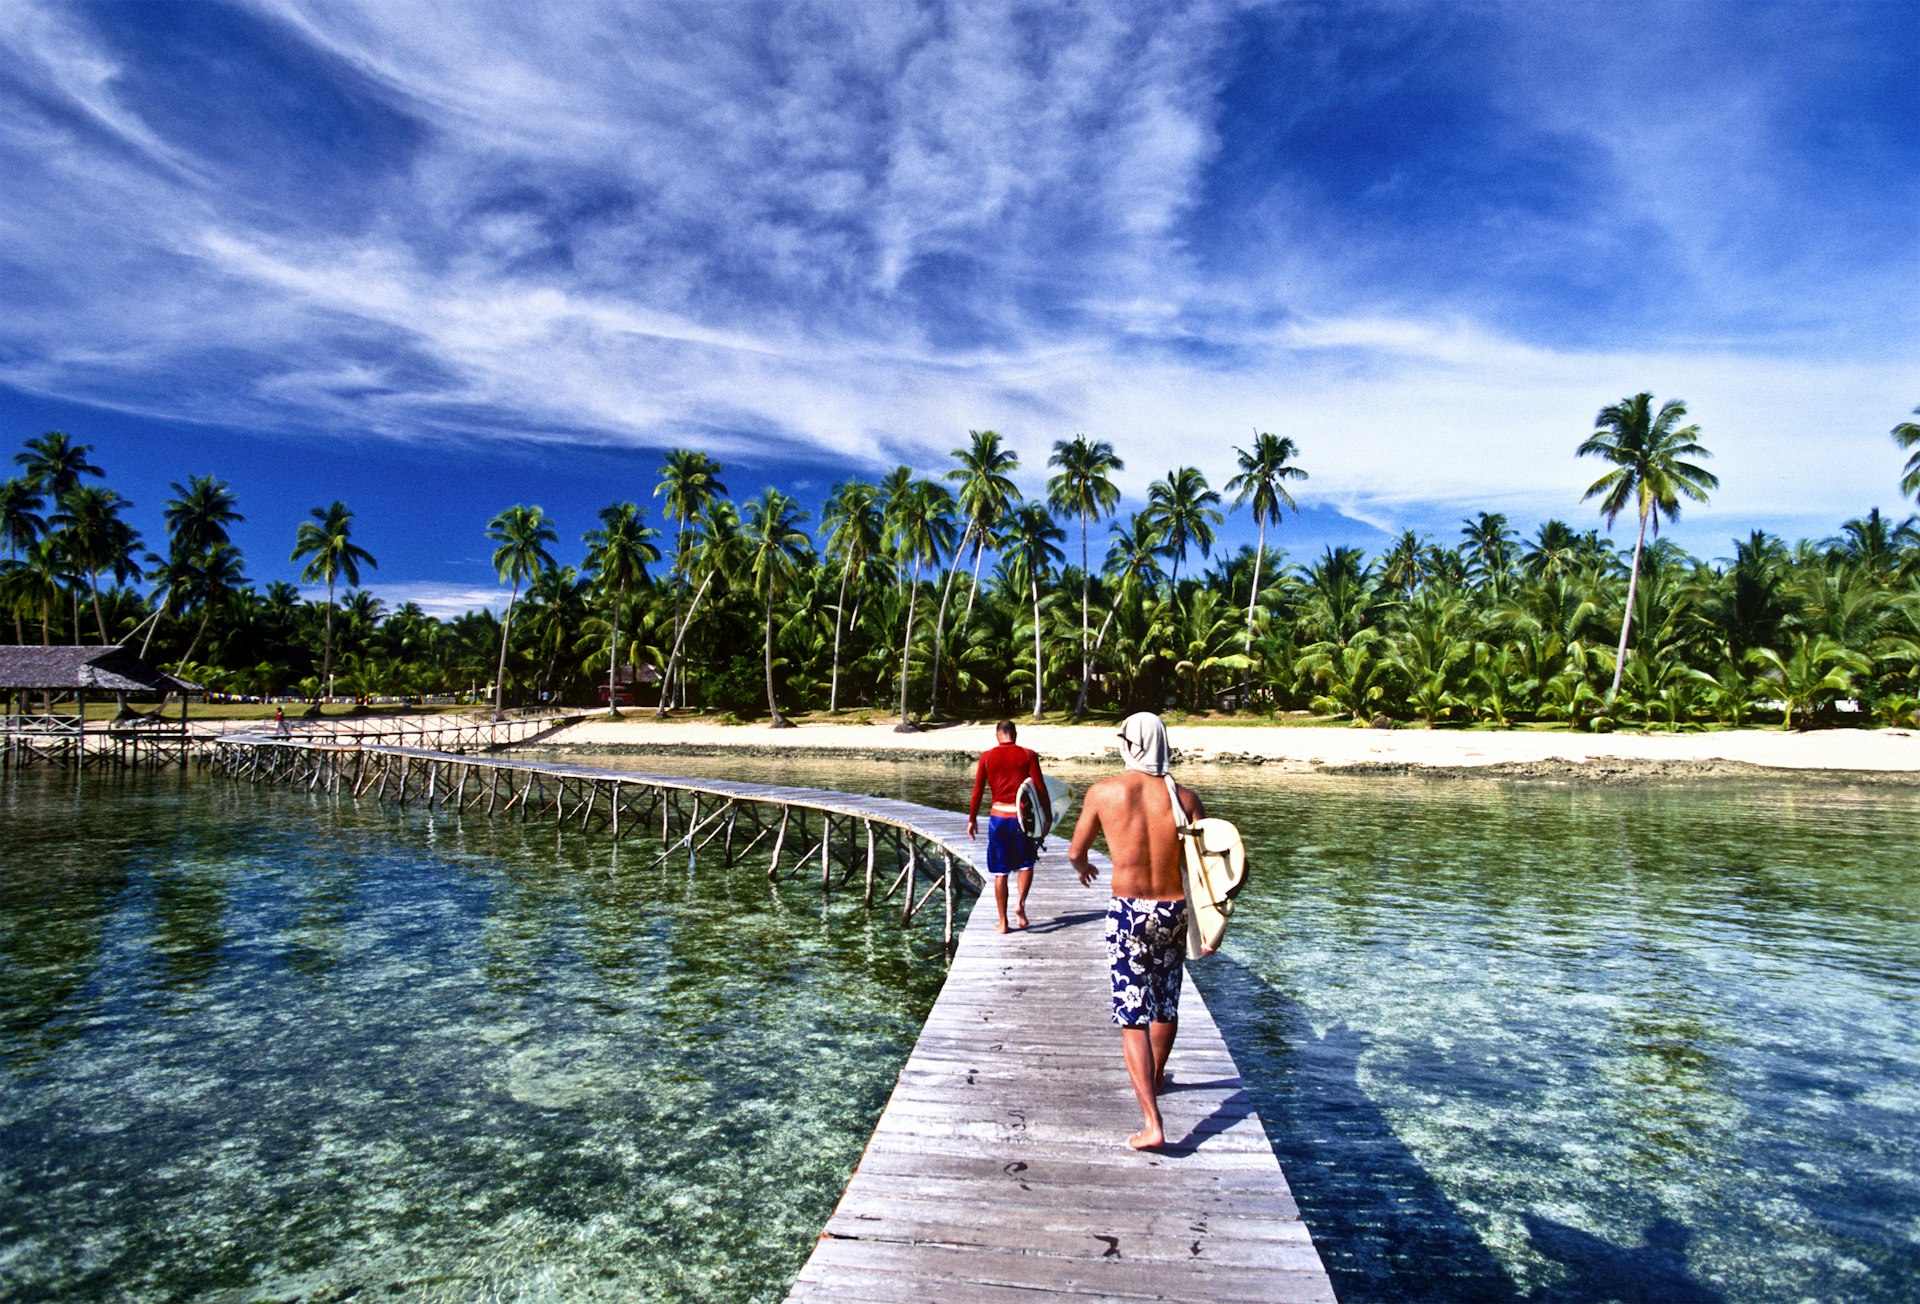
[
  {"left": 206, "top": 735, "right": 1334, "bottom": 1300},
  {"left": 787, "top": 827, "right": 1336, "bottom": 1303}
]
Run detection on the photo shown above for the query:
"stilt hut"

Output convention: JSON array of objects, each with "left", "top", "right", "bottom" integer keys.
[{"left": 0, "top": 645, "right": 198, "bottom": 739}]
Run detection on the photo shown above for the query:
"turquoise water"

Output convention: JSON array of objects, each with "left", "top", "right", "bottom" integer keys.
[
  {"left": 0, "top": 768, "right": 951, "bottom": 1302},
  {"left": 1184, "top": 772, "right": 1920, "bottom": 1304},
  {"left": 6, "top": 754, "right": 1918, "bottom": 1303},
  {"left": 575, "top": 752, "right": 1920, "bottom": 1304}
]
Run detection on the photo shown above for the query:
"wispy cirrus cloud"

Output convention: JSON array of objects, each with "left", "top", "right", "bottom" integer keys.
[{"left": 0, "top": 0, "right": 1914, "bottom": 551}]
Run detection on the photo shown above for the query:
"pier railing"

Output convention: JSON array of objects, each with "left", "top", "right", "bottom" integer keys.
[
  {"left": 211, "top": 740, "right": 981, "bottom": 945},
  {"left": 3, "top": 709, "right": 583, "bottom": 771},
  {"left": 1, "top": 711, "right": 82, "bottom": 736},
  {"left": 223, "top": 709, "right": 582, "bottom": 752}
]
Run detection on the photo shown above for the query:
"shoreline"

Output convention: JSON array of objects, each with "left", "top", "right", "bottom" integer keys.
[{"left": 532, "top": 718, "right": 1920, "bottom": 785}]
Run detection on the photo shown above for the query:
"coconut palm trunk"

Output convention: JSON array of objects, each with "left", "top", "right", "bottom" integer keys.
[
  {"left": 1077, "top": 507, "right": 1092, "bottom": 713},
  {"left": 493, "top": 582, "right": 519, "bottom": 711},
  {"left": 762, "top": 585, "right": 782, "bottom": 724},
  {"left": 659, "top": 568, "right": 717, "bottom": 713},
  {"left": 1241, "top": 521, "right": 1266, "bottom": 702},
  {"left": 1608, "top": 508, "right": 1649, "bottom": 700},
  {"left": 321, "top": 577, "right": 335, "bottom": 700},
  {"left": 669, "top": 532, "right": 685, "bottom": 709},
  {"left": 1030, "top": 574, "right": 1044, "bottom": 719},
  {"left": 607, "top": 584, "right": 624, "bottom": 716},
  {"left": 963, "top": 538, "right": 988, "bottom": 628},
  {"left": 829, "top": 555, "right": 853, "bottom": 713},
  {"left": 136, "top": 597, "right": 167, "bottom": 659},
  {"left": 178, "top": 606, "right": 214, "bottom": 668},
  {"left": 928, "top": 523, "right": 971, "bottom": 722},
  {"left": 88, "top": 572, "right": 109, "bottom": 644},
  {"left": 896, "top": 558, "right": 922, "bottom": 725}
]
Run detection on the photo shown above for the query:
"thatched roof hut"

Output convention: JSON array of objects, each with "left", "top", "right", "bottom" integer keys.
[{"left": 0, "top": 645, "right": 197, "bottom": 694}]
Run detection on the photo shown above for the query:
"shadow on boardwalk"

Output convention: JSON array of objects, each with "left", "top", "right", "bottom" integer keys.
[{"left": 1192, "top": 956, "right": 1724, "bottom": 1304}]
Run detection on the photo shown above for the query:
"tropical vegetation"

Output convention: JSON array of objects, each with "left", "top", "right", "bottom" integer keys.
[{"left": 4, "top": 396, "right": 1920, "bottom": 731}]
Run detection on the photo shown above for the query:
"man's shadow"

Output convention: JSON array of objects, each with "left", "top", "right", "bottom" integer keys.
[
  {"left": 1521, "top": 1215, "right": 1723, "bottom": 1304},
  {"left": 1022, "top": 909, "right": 1103, "bottom": 934},
  {"left": 1192, "top": 956, "right": 1724, "bottom": 1304}
]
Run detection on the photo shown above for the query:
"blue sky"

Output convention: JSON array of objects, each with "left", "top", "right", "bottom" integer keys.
[{"left": 1, "top": 0, "right": 1915, "bottom": 613}]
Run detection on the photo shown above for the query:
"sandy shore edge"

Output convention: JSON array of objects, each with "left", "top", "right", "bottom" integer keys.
[{"left": 528, "top": 718, "right": 1920, "bottom": 784}]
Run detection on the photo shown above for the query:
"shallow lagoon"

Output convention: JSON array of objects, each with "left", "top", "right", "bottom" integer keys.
[
  {"left": 4, "top": 754, "right": 1918, "bottom": 1303},
  {"left": 0, "top": 767, "right": 951, "bottom": 1302},
  {"left": 568, "top": 751, "right": 1920, "bottom": 1303}
]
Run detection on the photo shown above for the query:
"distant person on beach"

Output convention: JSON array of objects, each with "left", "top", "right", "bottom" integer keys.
[
  {"left": 273, "top": 707, "right": 289, "bottom": 737},
  {"left": 967, "top": 720, "right": 1051, "bottom": 934},
  {"left": 1066, "top": 711, "right": 1205, "bottom": 1150}
]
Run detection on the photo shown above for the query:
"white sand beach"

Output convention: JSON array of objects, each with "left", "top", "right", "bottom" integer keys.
[{"left": 547, "top": 716, "right": 1920, "bottom": 777}]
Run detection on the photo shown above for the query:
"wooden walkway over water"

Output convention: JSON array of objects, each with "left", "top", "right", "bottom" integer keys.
[
  {"left": 203, "top": 728, "right": 1334, "bottom": 1301},
  {"left": 786, "top": 823, "right": 1334, "bottom": 1301}
]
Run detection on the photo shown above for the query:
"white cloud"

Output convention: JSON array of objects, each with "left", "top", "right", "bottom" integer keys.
[
  {"left": 301, "top": 581, "right": 505, "bottom": 618},
  {"left": 0, "top": 0, "right": 1912, "bottom": 547}
]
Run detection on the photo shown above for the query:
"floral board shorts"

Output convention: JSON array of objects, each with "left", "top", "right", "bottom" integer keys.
[{"left": 1105, "top": 896, "right": 1188, "bottom": 1027}]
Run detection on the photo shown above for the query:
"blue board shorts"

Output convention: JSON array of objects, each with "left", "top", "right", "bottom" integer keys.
[
  {"left": 985, "top": 815, "right": 1036, "bottom": 876},
  {"left": 1106, "top": 896, "right": 1188, "bottom": 1027}
]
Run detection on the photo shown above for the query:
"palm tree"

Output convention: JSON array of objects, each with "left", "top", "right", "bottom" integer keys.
[
  {"left": 743, "top": 488, "right": 811, "bottom": 727},
  {"left": 1145, "top": 466, "right": 1222, "bottom": 608},
  {"left": 1085, "top": 511, "right": 1168, "bottom": 692},
  {"left": 51, "top": 485, "right": 140, "bottom": 643},
  {"left": 658, "top": 500, "right": 745, "bottom": 711},
  {"left": 1577, "top": 393, "right": 1718, "bottom": 700},
  {"left": 886, "top": 478, "right": 956, "bottom": 729},
  {"left": 654, "top": 450, "right": 727, "bottom": 708},
  {"left": 132, "top": 476, "right": 248, "bottom": 659},
  {"left": 164, "top": 475, "right": 244, "bottom": 556},
  {"left": 1047, "top": 435, "right": 1125, "bottom": 718},
  {"left": 522, "top": 565, "right": 591, "bottom": 697},
  {"left": 821, "top": 479, "right": 883, "bottom": 713},
  {"left": 935, "top": 431, "right": 1021, "bottom": 719},
  {"left": 291, "top": 501, "right": 377, "bottom": 702},
  {"left": 1379, "top": 530, "right": 1429, "bottom": 601},
  {"left": 486, "top": 505, "right": 557, "bottom": 711},
  {"left": 14, "top": 431, "right": 102, "bottom": 504},
  {"left": 0, "top": 477, "right": 45, "bottom": 562},
  {"left": 1001, "top": 501, "right": 1066, "bottom": 718},
  {"left": 1894, "top": 406, "right": 1920, "bottom": 501},
  {"left": 174, "top": 542, "right": 247, "bottom": 667},
  {"left": 3, "top": 537, "right": 67, "bottom": 646},
  {"left": 1519, "top": 520, "right": 1583, "bottom": 584},
  {"left": 0, "top": 478, "right": 46, "bottom": 643},
  {"left": 1748, "top": 635, "right": 1873, "bottom": 730},
  {"left": 582, "top": 502, "right": 661, "bottom": 715},
  {"left": 1224, "top": 432, "right": 1307, "bottom": 705},
  {"left": 1460, "top": 511, "right": 1518, "bottom": 603}
]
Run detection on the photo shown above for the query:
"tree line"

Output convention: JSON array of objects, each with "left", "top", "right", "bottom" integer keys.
[{"left": 4, "top": 396, "right": 1920, "bottom": 730}]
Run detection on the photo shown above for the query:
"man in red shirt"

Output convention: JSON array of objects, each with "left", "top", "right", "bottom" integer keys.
[{"left": 967, "top": 720, "right": 1052, "bottom": 933}]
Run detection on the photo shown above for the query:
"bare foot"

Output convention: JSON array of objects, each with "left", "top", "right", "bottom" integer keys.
[
  {"left": 1127, "top": 1127, "right": 1166, "bottom": 1150},
  {"left": 1013, "top": 910, "right": 1029, "bottom": 930},
  {"left": 995, "top": 920, "right": 1009, "bottom": 933},
  {"left": 1156, "top": 1069, "right": 1173, "bottom": 1092}
]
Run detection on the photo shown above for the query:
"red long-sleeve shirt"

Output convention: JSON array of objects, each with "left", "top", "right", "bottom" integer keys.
[{"left": 969, "top": 742, "right": 1050, "bottom": 820}]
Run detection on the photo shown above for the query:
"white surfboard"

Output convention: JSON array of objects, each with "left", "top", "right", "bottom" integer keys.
[{"left": 1017, "top": 775, "right": 1072, "bottom": 843}]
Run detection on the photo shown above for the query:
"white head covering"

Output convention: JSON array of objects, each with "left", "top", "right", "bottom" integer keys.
[{"left": 1117, "top": 712, "right": 1172, "bottom": 776}]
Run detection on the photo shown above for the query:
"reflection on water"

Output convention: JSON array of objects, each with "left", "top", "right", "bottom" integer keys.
[
  {"left": 0, "top": 767, "right": 950, "bottom": 1302},
  {"left": 8, "top": 752, "right": 1919, "bottom": 1304},
  {"left": 566, "top": 751, "right": 1920, "bottom": 1304},
  {"left": 1182, "top": 771, "right": 1920, "bottom": 1304}
]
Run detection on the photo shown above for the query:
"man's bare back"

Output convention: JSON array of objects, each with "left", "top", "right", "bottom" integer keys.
[{"left": 1066, "top": 770, "right": 1205, "bottom": 901}]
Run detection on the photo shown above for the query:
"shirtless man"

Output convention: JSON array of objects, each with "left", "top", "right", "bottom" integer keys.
[
  {"left": 966, "top": 720, "right": 1052, "bottom": 933},
  {"left": 1066, "top": 711, "right": 1205, "bottom": 1150}
]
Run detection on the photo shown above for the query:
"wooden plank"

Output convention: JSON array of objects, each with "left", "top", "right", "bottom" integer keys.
[
  {"left": 787, "top": 829, "right": 1335, "bottom": 1303},
  {"left": 211, "top": 739, "right": 1334, "bottom": 1304}
]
